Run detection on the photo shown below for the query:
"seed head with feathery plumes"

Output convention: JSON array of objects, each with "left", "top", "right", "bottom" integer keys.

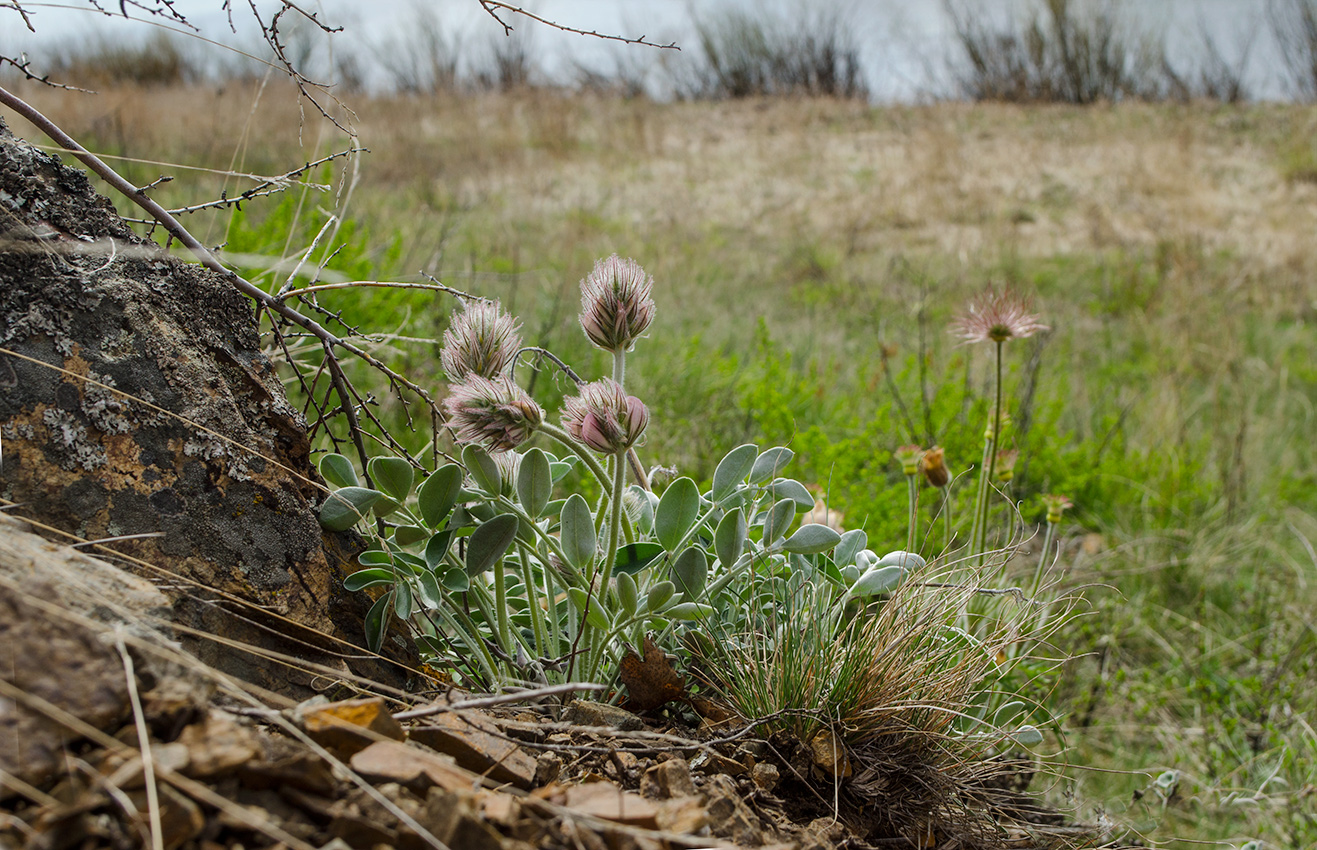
[
  {"left": 440, "top": 299, "right": 523, "bottom": 383},
  {"left": 951, "top": 288, "right": 1048, "bottom": 344},
  {"left": 579, "top": 255, "right": 656, "bottom": 353},
  {"left": 561, "top": 378, "right": 649, "bottom": 454},
  {"left": 442, "top": 375, "right": 542, "bottom": 452}
]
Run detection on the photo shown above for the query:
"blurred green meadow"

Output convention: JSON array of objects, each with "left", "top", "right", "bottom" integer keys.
[{"left": 7, "top": 79, "right": 1317, "bottom": 846}]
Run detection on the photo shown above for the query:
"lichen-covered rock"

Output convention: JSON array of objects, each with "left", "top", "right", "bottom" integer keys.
[{"left": 0, "top": 116, "right": 416, "bottom": 697}]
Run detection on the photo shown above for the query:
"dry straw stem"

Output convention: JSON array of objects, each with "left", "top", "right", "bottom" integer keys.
[{"left": 0, "top": 530, "right": 457, "bottom": 848}]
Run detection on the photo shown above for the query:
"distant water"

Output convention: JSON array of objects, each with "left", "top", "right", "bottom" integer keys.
[{"left": 0, "top": 0, "right": 1298, "bottom": 102}]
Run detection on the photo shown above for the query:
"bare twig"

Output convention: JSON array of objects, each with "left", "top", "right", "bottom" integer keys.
[
  {"left": 393, "top": 682, "right": 606, "bottom": 721},
  {"left": 281, "top": 279, "right": 480, "bottom": 303},
  {"left": 478, "top": 1, "right": 679, "bottom": 49},
  {"left": 0, "top": 54, "right": 93, "bottom": 91}
]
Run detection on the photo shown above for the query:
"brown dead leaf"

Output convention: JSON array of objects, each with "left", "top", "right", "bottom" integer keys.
[{"left": 618, "top": 635, "right": 686, "bottom": 712}]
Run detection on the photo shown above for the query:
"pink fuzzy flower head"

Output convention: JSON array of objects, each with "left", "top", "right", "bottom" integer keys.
[
  {"left": 440, "top": 299, "right": 523, "bottom": 383},
  {"left": 1042, "top": 494, "right": 1073, "bottom": 524},
  {"left": 443, "top": 375, "right": 542, "bottom": 452},
  {"left": 562, "top": 379, "right": 649, "bottom": 454},
  {"left": 579, "top": 255, "right": 656, "bottom": 353},
  {"left": 952, "top": 289, "right": 1048, "bottom": 344}
]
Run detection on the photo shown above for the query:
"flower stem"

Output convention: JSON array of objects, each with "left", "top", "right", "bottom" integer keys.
[
  {"left": 518, "top": 542, "right": 548, "bottom": 659},
  {"left": 1032, "top": 520, "right": 1057, "bottom": 597},
  {"left": 538, "top": 422, "right": 611, "bottom": 491},
  {"left": 612, "top": 348, "right": 626, "bottom": 387},
  {"left": 942, "top": 486, "right": 953, "bottom": 550},
  {"left": 906, "top": 474, "right": 918, "bottom": 553},
  {"left": 599, "top": 448, "right": 627, "bottom": 607},
  {"left": 972, "top": 340, "right": 1005, "bottom": 564},
  {"left": 493, "top": 556, "right": 512, "bottom": 661}
]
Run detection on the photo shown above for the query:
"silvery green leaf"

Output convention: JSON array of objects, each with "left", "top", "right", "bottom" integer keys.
[
  {"left": 993, "top": 700, "right": 1025, "bottom": 727},
  {"left": 714, "top": 509, "right": 747, "bottom": 568},
  {"left": 841, "top": 564, "right": 860, "bottom": 582},
  {"left": 834, "top": 529, "right": 867, "bottom": 568},
  {"left": 424, "top": 529, "right": 453, "bottom": 570},
  {"left": 559, "top": 494, "right": 597, "bottom": 571},
  {"left": 372, "top": 495, "right": 404, "bottom": 518},
  {"left": 320, "top": 487, "right": 383, "bottom": 532},
  {"left": 783, "top": 523, "right": 842, "bottom": 554},
  {"left": 417, "top": 464, "right": 463, "bottom": 528},
  {"left": 463, "top": 444, "right": 502, "bottom": 495},
  {"left": 749, "top": 446, "right": 794, "bottom": 485},
  {"left": 441, "top": 567, "right": 469, "bottom": 592},
  {"left": 671, "top": 547, "right": 709, "bottom": 598},
  {"left": 343, "top": 568, "right": 395, "bottom": 592},
  {"left": 1014, "top": 725, "right": 1044, "bottom": 746},
  {"left": 417, "top": 570, "right": 443, "bottom": 609},
  {"left": 394, "top": 577, "right": 414, "bottom": 620},
  {"left": 516, "top": 448, "right": 553, "bottom": 518},
  {"left": 770, "top": 478, "right": 815, "bottom": 510},
  {"left": 712, "top": 444, "right": 758, "bottom": 501},
  {"left": 665, "top": 602, "right": 714, "bottom": 621},
  {"left": 655, "top": 477, "right": 700, "bottom": 552},
  {"left": 567, "top": 588, "right": 610, "bottom": 630},
  {"left": 393, "top": 525, "right": 429, "bottom": 547},
  {"left": 465, "top": 514, "right": 519, "bottom": 576},
  {"left": 368, "top": 456, "right": 415, "bottom": 501},
  {"left": 763, "top": 498, "right": 795, "bottom": 545},
  {"left": 364, "top": 591, "right": 391, "bottom": 653},
  {"left": 644, "top": 580, "right": 675, "bottom": 612},
  {"left": 319, "top": 453, "right": 358, "bottom": 488},
  {"left": 549, "top": 458, "right": 576, "bottom": 482},
  {"left": 358, "top": 549, "right": 393, "bottom": 566},
  {"left": 616, "top": 571, "right": 638, "bottom": 617},
  {"left": 393, "top": 552, "right": 426, "bottom": 574},
  {"left": 850, "top": 565, "right": 903, "bottom": 597},
  {"left": 877, "top": 551, "right": 926, "bottom": 571},
  {"left": 614, "top": 542, "right": 664, "bottom": 575}
]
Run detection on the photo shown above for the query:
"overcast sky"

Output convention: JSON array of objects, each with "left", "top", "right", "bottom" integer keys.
[{"left": 0, "top": 0, "right": 1291, "bottom": 101}]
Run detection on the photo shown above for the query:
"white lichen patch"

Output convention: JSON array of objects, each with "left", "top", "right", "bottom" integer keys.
[
  {"left": 182, "top": 437, "right": 253, "bottom": 482},
  {"left": 42, "top": 407, "right": 107, "bottom": 471},
  {"left": 80, "top": 371, "right": 133, "bottom": 435}
]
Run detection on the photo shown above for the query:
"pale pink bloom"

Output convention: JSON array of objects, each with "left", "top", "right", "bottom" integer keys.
[
  {"left": 579, "top": 255, "right": 656, "bottom": 352},
  {"left": 443, "top": 375, "right": 542, "bottom": 452},
  {"left": 440, "top": 299, "right": 523, "bottom": 382},
  {"left": 952, "top": 289, "right": 1048, "bottom": 344},
  {"left": 561, "top": 379, "right": 649, "bottom": 454}
]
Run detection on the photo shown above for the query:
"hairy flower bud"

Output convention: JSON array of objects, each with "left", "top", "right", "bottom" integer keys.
[
  {"left": 579, "top": 255, "right": 656, "bottom": 352},
  {"left": 921, "top": 446, "right": 950, "bottom": 488},
  {"left": 994, "top": 449, "right": 1020, "bottom": 482},
  {"left": 894, "top": 445, "right": 924, "bottom": 477},
  {"left": 443, "top": 375, "right": 542, "bottom": 452},
  {"left": 440, "top": 299, "right": 523, "bottom": 383},
  {"left": 562, "top": 379, "right": 649, "bottom": 454}
]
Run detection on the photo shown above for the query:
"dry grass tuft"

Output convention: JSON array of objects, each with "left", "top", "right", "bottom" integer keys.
[{"left": 692, "top": 559, "right": 1081, "bottom": 847}]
